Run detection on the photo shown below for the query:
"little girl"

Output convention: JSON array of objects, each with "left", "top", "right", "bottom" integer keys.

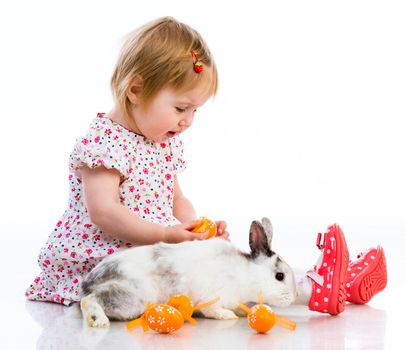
[{"left": 26, "top": 17, "right": 386, "bottom": 314}]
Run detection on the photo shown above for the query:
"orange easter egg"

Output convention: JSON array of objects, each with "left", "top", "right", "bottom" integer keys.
[
  {"left": 144, "top": 304, "right": 184, "bottom": 333},
  {"left": 192, "top": 217, "right": 217, "bottom": 238},
  {"left": 168, "top": 295, "right": 194, "bottom": 320},
  {"left": 248, "top": 304, "right": 276, "bottom": 333}
]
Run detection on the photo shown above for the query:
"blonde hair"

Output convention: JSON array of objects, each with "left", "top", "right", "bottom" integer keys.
[{"left": 111, "top": 17, "right": 218, "bottom": 122}]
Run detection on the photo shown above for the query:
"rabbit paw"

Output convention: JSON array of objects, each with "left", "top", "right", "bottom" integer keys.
[
  {"left": 86, "top": 313, "right": 110, "bottom": 328},
  {"left": 201, "top": 307, "right": 238, "bottom": 320}
]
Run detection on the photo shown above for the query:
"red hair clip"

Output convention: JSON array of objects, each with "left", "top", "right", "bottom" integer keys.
[{"left": 191, "top": 50, "right": 203, "bottom": 74}]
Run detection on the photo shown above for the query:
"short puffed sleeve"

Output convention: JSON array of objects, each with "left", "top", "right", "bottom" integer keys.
[
  {"left": 69, "top": 118, "right": 130, "bottom": 179},
  {"left": 168, "top": 136, "right": 187, "bottom": 174}
]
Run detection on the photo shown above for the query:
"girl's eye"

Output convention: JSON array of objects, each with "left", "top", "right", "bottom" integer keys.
[{"left": 175, "top": 107, "right": 186, "bottom": 113}]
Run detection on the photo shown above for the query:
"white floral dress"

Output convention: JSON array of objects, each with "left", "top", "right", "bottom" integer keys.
[{"left": 26, "top": 113, "right": 187, "bottom": 305}]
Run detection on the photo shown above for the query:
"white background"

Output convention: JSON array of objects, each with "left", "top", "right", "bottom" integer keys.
[{"left": 0, "top": 1, "right": 404, "bottom": 348}]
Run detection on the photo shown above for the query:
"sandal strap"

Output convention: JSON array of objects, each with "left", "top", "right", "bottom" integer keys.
[{"left": 316, "top": 232, "right": 325, "bottom": 250}]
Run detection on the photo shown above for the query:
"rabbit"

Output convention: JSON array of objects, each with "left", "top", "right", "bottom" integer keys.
[{"left": 80, "top": 217, "right": 297, "bottom": 327}]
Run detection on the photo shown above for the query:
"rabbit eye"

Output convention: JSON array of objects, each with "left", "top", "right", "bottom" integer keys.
[{"left": 275, "top": 272, "right": 285, "bottom": 281}]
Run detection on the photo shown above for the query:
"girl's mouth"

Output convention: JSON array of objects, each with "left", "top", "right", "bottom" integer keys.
[{"left": 167, "top": 131, "right": 177, "bottom": 138}]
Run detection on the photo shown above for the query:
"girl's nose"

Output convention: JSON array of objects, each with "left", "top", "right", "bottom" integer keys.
[{"left": 179, "top": 113, "right": 194, "bottom": 128}]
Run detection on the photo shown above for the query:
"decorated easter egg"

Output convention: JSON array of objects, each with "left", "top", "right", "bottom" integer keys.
[
  {"left": 192, "top": 217, "right": 217, "bottom": 238},
  {"left": 168, "top": 295, "right": 194, "bottom": 320},
  {"left": 248, "top": 304, "right": 276, "bottom": 333},
  {"left": 144, "top": 304, "right": 184, "bottom": 333}
]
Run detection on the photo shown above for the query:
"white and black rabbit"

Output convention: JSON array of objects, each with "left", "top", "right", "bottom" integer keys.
[{"left": 80, "top": 217, "right": 297, "bottom": 327}]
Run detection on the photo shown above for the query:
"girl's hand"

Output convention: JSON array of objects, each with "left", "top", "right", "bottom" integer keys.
[
  {"left": 164, "top": 220, "right": 211, "bottom": 243},
  {"left": 215, "top": 220, "right": 230, "bottom": 241}
]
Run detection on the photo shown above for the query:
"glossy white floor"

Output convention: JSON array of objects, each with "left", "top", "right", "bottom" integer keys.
[{"left": 3, "top": 222, "right": 403, "bottom": 350}]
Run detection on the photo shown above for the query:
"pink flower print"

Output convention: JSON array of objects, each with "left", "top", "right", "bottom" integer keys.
[
  {"left": 157, "top": 206, "right": 161, "bottom": 211},
  {"left": 129, "top": 167, "right": 133, "bottom": 174},
  {"left": 86, "top": 249, "right": 93, "bottom": 255},
  {"left": 146, "top": 199, "right": 151, "bottom": 204},
  {"left": 34, "top": 277, "right": 40, "bottom": 284},
  {"left": 154, "top": 193, "right": 159, "bottom": 199},
  {"left": 82, "top": 138, "right": 89, "bottom": 145},
  {"left": 143, "top": 168, "right": 149, "bottom": 174},
  {"left": 107, "top": 248, "right": 115, "bottom": 255},
  {"left": 94, "top": 235, "right": 101, "bottom": 241},
  {"left": 129, "top": 186, "right": 135, "bottom": 192},
  {"left": 73, "top": 279, "right": 79, "bottom": 284},
  {"left": 105, "top": 129, "right": 112, "bottom": 136},
  {"left": 84, "top": 224, "right": 93, "bottom": 229},
  {"left": 64, "top": 248, "right": 68, "bottom": 253},
  {"left": 160, "top": 143, "right": 167, "bottom": 148},
  {"left": 70, "top": 252, "right": 77, "bottom": 258},
  {"left": 57, "top": 233, "right": 62, "bottom": 238},
  {"left": 149, "top": 162, "right": 154, "bottom": 167},
  {"left": 144, "top": 208, "right": 150, "bottom": 214},
  {"left": 94, "top": 136, "right": 100, "bottom": 143},
  {"left": 134, "top": 194, "right": 141, "bottom": 201},
  {"left": 165, "top": 155, "right": 172, "bottom": 162},
  {"left": 69, "top": 174, "right": 73, "bottom": 181},
  {"left": 123, "top": 145, "right": 127, "bottom": 151},
  {"left": 57, "top": 221, "right": 62, "bottom": 227},
  {"left": 138, "top": 179, "right": 145, "bottom": 185}
]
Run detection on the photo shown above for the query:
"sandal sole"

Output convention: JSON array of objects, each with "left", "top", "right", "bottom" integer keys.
[
  {"left": 327, "top": 224, "right": 349, "bottom": 315},
  {"left": 348, "top": 246, "right": 387, "bottom": 304}
]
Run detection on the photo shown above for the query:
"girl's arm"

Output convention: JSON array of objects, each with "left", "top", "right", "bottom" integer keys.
[
  {"left": 80, "top": 166, "right": 166, "bottom": 245},
  {"left": 172, "top": 175, "right": 198, "bottom": 223},
  {"left": 80, "top": 166, "right": 207, "bottom": 245}
]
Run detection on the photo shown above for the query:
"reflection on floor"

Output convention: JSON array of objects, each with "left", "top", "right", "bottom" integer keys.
[{"left": 25, "top": 299, "right": 388, "bottom": 350}]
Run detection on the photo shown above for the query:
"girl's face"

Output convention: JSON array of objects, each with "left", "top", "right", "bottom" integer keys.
[{"left": 130, "top": 85, "right": 211, "bottom": 143}]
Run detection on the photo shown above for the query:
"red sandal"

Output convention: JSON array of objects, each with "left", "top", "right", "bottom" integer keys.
[
  {"left": 307, "top": 224, "right": 349, "bottom": 315},
  {"left": 345, "top": 246, "right": 387, "bottom": 304}
]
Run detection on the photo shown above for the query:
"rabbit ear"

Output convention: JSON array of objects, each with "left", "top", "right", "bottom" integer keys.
[
  {"left": 249, "top": 220, "right": 274, "bottom": 258},
  {"left": 261, "top": 217, "right": 273, "bottom": 246}
]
